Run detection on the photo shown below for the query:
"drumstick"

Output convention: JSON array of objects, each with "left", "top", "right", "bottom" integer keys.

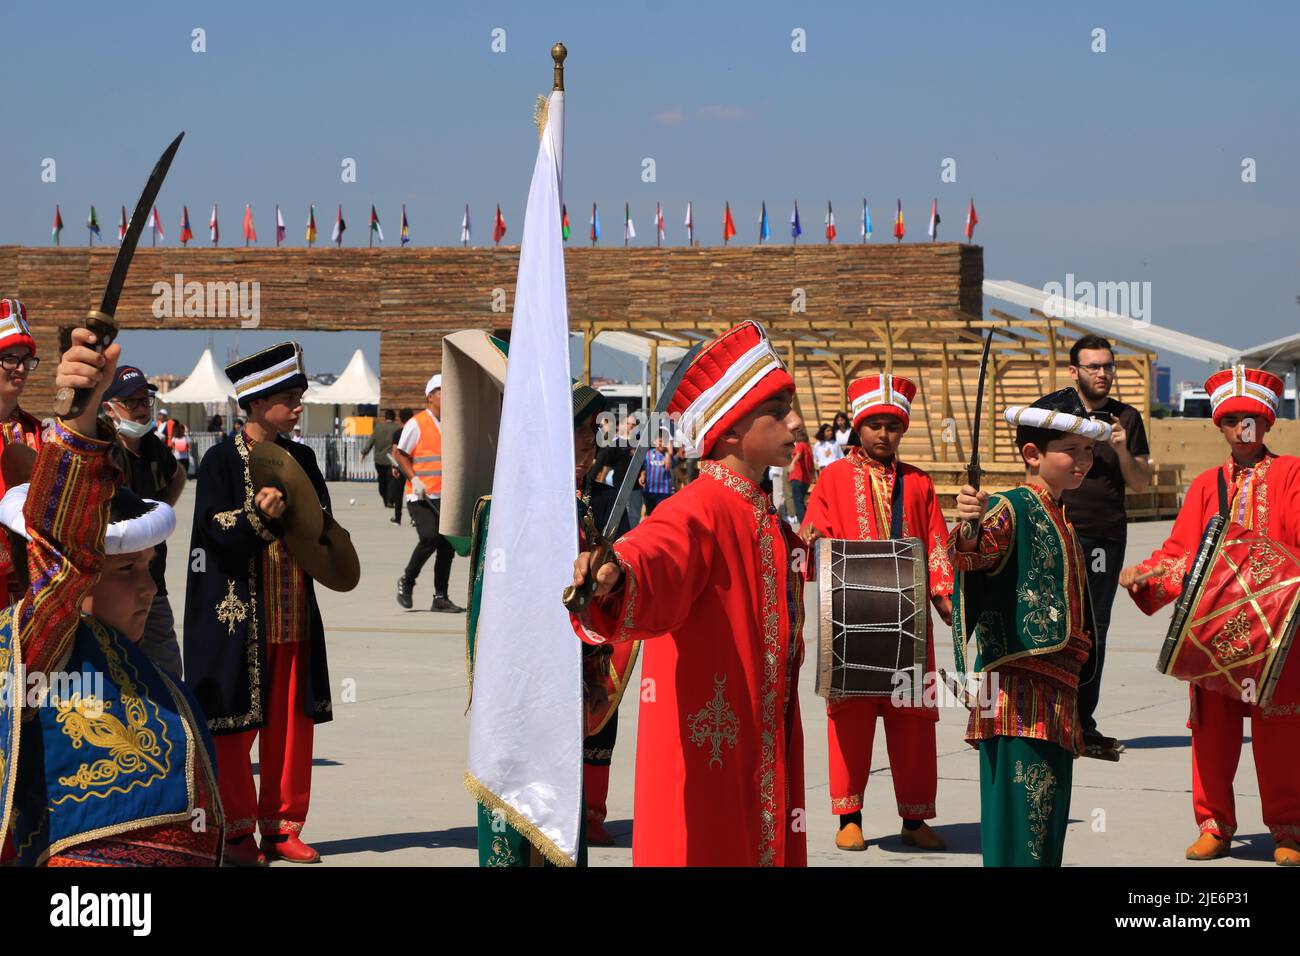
[{"left": 1129, "top": 568, "right": 1160, "bottom": 587}]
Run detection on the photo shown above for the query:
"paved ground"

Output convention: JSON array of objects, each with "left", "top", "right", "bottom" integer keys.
[{"left": 168, "top": 482, "right": 1282, "bottom": 866}]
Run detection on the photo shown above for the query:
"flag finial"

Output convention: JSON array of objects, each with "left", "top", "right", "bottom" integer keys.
[{"left": 552, "top": 42, "right": 566, "bottom": 91}]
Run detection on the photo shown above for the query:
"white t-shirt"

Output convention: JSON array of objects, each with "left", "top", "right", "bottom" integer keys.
[
  {"left": 396, "top": 409, "right": 441, "bottom": 502},
  {"left": 834, "top": 427, "right": 854, "bottom": 449},
  {"left": 813, "top": 440, "right": 843, "bottom": 470}
]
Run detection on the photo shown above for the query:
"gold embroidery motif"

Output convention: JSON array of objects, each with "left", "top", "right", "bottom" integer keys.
[
  {"left": 1013, "top": 759, "right": 1058, "bottom": 862},
  {"left": 485, "top": 835, "right": 520, "bottom": 867},
  {"left": 1212, "top": 610, "right": 1253, "bottom": 664},
  {"left": 1015, "top": 504, "right": 1066, "bottom": 645},
  {"left": 216, "top": 580, "right": 250, "bottom": 635},
  {"left": 214, "top": 509, "right": 240, "bottom": 530},
  {"left": 1248, "top": 541, "right": 1283, "bottom": 586},
  {"left": 831, "top": 795, "right": 861, "bottom": 812},
  {"left": 687, "top": 675, "right": 739, "bottom": 769},
  {"left": 53, "top": 624, "right": 172, "bottom": 799}
]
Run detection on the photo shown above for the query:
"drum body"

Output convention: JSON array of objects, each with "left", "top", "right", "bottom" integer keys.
[
  {"left": 816, "top": 536, "right": 928, "bottom": 699},
  {"left": 1157, "top": 519, "right": 1300, "bottom": 708}
]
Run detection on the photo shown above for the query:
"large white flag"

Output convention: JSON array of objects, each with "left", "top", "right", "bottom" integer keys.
[{"left": 465, "top": 86, "right": 582, "bottom": 864}]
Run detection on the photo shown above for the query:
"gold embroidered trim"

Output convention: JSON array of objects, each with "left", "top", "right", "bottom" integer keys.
[
  {"left": 214, "top": 509, "right": 239, "bottom": 531},
  {"left": 830, "top": 795, "right": 862, "bottom": 812},
  {"left": 209, "top": 439, "right": 266, "bottom": 732},
  {"left": 464, "top": 771, "right": 576, "bottom": 867}
]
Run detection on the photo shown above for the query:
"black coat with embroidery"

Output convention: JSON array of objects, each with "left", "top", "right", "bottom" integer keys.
[{"left": 182, "top": 433, "right": 332, "bottom": 733}]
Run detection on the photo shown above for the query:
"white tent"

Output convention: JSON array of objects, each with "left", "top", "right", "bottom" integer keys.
[
  {"left": 158, "top": 348, "right": 237, "bottom": 404},
  {"left": 154, "top": 348, "right": 238, "bottom": 435},
  {"left": 303, "top": 349, "right": 380, "bottom": 405}
]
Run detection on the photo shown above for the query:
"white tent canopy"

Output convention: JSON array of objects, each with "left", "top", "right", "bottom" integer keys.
[
  {"left": 158, "top": 348, "right": 237, "bottom": 404},
  {"left": 303, "top": 349, "right": 380, "bottom": 405}
]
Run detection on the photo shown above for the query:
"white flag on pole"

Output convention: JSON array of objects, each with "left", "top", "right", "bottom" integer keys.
[{"left": 465, "top": 85, "right": 581, "bottom": 865}]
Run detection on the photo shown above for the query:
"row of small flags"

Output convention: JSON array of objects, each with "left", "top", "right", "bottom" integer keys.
[
  {"left": 567, "top": 199, "right": 977, "bottom": 246},
  {"left": 55, "top": 199, "right": 979, "bottom": 247},
  {"left": 60, "top": 203, "right": 408, "bottom": 248}
]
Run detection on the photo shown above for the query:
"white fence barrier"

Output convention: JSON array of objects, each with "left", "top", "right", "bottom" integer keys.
[{"left": 189, "top": 432, "right": 375, "bottom": 481}]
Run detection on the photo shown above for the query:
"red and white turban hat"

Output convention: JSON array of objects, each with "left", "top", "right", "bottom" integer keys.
[
  {"left": 1205, "top": 365, "right": 1284, "bottom": 426},
  {"left": 671, "top": 320, "right": 795, "bottom": 457},
  {"left": 0, "top": 299, "right": 37, "bottom": 357},
  {"left": 848, "top": 373, "right": 917, "bottom": 430}
]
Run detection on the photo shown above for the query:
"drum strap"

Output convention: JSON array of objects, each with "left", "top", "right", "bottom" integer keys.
[
  {"left": 890, "top": 466, "right": 905, "bottom": 538},
  {"left": 1216, "top": 469, "right": 1229, "bottom": 518}
]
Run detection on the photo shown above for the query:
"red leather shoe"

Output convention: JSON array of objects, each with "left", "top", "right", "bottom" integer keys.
[
  {"left": 261, "top": 833, "right": 321, "bottom": 864},
  {"left": 587, "top": 819, "right": 615, "bottom": 847},
  {"left": 223, "top": 836, "right": 268, "bottom": 867}
]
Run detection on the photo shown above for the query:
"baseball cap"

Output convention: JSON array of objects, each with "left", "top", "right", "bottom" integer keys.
[{"left": 103, "top": 366, "right": 159, "bottom": 403}]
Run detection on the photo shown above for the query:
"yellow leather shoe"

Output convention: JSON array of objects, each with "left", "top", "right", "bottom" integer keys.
[
  {"left": 1185, "top": 831, "right": 1231, "bottom": 860},
  {"left": 835, "top": 822, "right": 867, "bottom": 851},
  {"left": 900, "top": 822, "right": 948, "bottom": 851},
  {"left": 1275, "top": 837, "right": 1300, "bottom": 866}
]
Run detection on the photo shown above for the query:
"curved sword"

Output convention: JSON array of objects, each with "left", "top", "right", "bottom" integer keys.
[
  {"left": 54, "top": 131, "right": 185, "bottom": 418},
  {"left": 961, "top": 329, "right": 994, "bottom": 539}
]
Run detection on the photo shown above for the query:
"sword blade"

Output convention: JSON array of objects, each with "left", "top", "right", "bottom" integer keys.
[
  {"left": 966, "top": 328, "right": 994, "bottom": 487},
  {"left": 600, "top": 342, "right": 702, "bottom": 542},
  {"left": 100, "top": 131, "right": 185, "bottom": 317}
]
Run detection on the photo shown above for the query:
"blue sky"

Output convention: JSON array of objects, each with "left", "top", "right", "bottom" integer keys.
[{"left": 4, "top": 0, "right": 1298, "bottom": 385}]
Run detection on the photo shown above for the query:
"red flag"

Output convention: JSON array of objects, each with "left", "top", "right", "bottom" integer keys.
[
  {"left": 825, "top": 201, "right": 836, "bottom": 242},
  {"left": 492, "top": 204, "right": 506, "bottom": 244},
  {"left": 118, "top": 205, "right": 128, "bottom": 242},
  {"left": 964, "top": 198, "right": 979, "bottom": 241},
  {"left": 722, "top": 202, "right": 736, "bottom": 243},
  {"left": 179, "top": 205, "right": 193, "bottom": 245},
  {"left": 893, "top": 199, "right": 905, "bottom": 241},
  {"left": 242, "top": 204, "right": 257, "bottom": 244}
]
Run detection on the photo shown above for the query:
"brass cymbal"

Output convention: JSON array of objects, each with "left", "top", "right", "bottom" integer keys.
[
  {"left": 248, "top": 441, "right": 325, "bottom": 541},
  {"left": 286, "top": 511, "right": 360, "bottom": 592}
]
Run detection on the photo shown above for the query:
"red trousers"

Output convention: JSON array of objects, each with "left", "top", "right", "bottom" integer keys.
[
  {"left": 826, "top": 696, "right": 937, "bottom": 818},
  {"left": 215, "top": 641, "right": 314, "bottom": 839},
  {"left": 584, "top": 764, "right": 610, "bottom": 824},
  {"left": 1191, "top": 686, "right": 1300, "bottom": 842}
]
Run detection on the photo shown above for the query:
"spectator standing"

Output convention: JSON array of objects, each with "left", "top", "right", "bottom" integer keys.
[
  {"left": 169, "top": 421, "right": 191, "bottom": 476},
  {"left": 638, "top": 434, "right": 677, "bottom": 515},
  {"left": 101, "top": 365, "right": 186, "bottom": 677},
  {"left": 363, "top": 409, "right": 402, "bottom": 507},
  {"left": 788, "top": 424, "right": 814, "bottom": 523},
  {"left": 813, "top": 423, "right": 845, "bottom": 474},
  {"left": 392, "top": 376, "right": 463, "bottom": 612}
]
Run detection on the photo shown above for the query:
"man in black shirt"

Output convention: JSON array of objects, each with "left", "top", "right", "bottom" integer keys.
[
  {"left": 1060, "top": 335, "right": 1151, "bottom": 760},
  {"left": 102, "top": 365, "right": 186, "bottom": 676}
]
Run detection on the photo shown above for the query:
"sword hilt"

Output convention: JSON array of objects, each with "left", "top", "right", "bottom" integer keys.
[
  {"left": 960, "top": 460, "right": 983, "bottom": 539},
  {"left": 562, "top": 539, "right": 613, "bottom": 614},
  {"left": 53, "top": 310, "right": 118, "bottom": 418}
]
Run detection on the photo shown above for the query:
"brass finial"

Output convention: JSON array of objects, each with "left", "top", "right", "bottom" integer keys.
[{"left": 552, "top": 42, "right": 567, "bottom": 91}]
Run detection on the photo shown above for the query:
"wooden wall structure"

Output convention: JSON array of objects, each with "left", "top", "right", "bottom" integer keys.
[{"left": 0, "top": 243, "right": 1153, "bottom": 471}]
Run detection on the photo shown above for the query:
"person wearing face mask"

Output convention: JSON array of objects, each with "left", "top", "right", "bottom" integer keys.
[
  {"left": 0, "top": 299, "right": 44, "bottom": 603},
  {"left": 102, "top": 365, "right": 186, "bottom": 677}
]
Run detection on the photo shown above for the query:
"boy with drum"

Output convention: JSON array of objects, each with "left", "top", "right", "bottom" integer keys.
[
  {"left": 1120, "top": 366, "right": 1300, "bottom": 866},
  {"left": 800, "top": 374, "right": 953, "bottom": 853},
  {"left": 951, "top": 388, "right": 1111, "bottom": 866}
]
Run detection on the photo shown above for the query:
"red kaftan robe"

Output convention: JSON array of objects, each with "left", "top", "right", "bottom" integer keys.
[
  {"left": 572, "top": 460, "right": 808, "bottom": 866},
  {"left": 802, "top": 451, "right": 953, "bottom": 816},
  {"left": 1130, "top": 451, "right": 1300, "bottom": 841}
]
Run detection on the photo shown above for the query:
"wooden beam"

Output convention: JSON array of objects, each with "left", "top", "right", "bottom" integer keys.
[
  {"left": 1047, "top": 318, "right": 1057, "bottom": 391},
  {"left": 583, "top": 325, "right": 592, "bottom": 385},
  {"left": 649, "top": 338, "right": 659, "bottom": 409}
]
